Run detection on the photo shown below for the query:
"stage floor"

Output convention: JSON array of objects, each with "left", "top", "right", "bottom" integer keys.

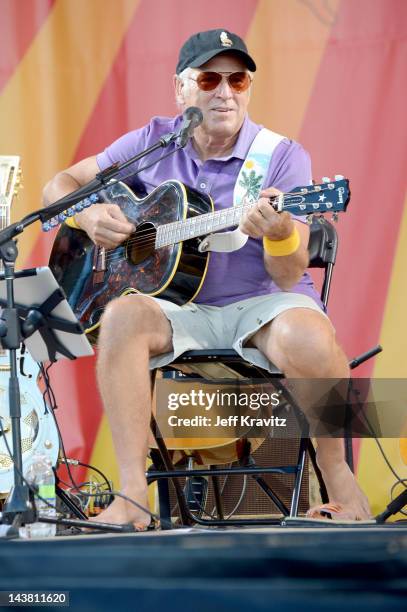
[{"left": 1, "top": 523, "right": 406, "bottom": 611}]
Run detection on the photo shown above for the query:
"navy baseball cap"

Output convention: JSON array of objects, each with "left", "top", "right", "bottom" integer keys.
[{"left": 176, "top": 29, "right": 256, "bottom": 74}]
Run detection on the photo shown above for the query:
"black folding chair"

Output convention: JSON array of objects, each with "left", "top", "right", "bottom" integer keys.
[{"left": 148, "top": 218, "right": 339, "bottom": 527}]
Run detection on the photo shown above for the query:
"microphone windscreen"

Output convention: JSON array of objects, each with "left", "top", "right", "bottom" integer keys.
[{"left": 183, "top": 106, "right": 203, "bottom": 127}]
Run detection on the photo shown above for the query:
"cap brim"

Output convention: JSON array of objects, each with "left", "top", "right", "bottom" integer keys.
[{"left": 189, "top": 48, "right": 256, "bottom": 72}]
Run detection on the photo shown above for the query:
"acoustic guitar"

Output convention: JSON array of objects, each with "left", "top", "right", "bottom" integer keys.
[{"left": 49, "top": 177, "right": 350, "bottom": 343}]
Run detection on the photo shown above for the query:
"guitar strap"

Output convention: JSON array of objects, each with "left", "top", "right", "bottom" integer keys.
[{"left": 198, "top": 127, "right": 285, "bottom": 253}]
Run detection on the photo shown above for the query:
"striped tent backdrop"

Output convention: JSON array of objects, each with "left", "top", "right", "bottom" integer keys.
[{"left": 0, "top": 0, "right": 406, "bottom": 516}]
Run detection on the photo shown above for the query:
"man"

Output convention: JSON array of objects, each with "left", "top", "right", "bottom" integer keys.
[{"left": 43, "top": 29, "right": 371, "bottom": 526}]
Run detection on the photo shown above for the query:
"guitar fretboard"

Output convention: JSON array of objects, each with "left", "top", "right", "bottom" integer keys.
[
  {"left": 154, "top": 182, "right": 343, "bottom": 248},
  {"left": 155, "top": 203, "right": 247, "bottom": 248}
]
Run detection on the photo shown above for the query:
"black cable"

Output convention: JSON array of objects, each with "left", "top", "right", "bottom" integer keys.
[
  {"left": 179, "top": 466, "right": 247, "bottom": 521},
  {"left": 0, "top": 415, "right": 62, "bottom": 516},
  {"left": 347, "top": 384, "right": 407, "bottom": 521},
  {"left": 59, "top": 460, "right": 114, "bottom": 506},
  {"left": 372, "top": 435, "right": 406, "bottom": 486},
  {"left": 390, "top": 479, "right": 407, "bottom": 517},
  {"left": 38, "top": 363, "right": 164, "bottom": 525}
]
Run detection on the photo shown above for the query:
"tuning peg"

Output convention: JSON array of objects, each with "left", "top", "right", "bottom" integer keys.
[
  {"left": 306, "top": 214, "right": 313, "bottom": 224},
  {"left": 331, "top": 212, "right": 339, "bottom": 223},
  {"left": 322, "top": 177, "right": 331, "bottom": 183},
  {"left": 334, "top": 174, "right": 344, "bottom": 181}
]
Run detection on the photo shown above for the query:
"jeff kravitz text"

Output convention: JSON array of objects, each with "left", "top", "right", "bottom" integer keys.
[{"left": 166, "top": 389, "right": 287, "bottom": 429}]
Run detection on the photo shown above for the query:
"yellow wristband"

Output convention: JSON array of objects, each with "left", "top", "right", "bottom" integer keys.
[
  {"left": 64, "top": 215, "right": 81, "bottom": 230},
  {"left": 263, "top": 226, "right": 300, "bottom": 257}
]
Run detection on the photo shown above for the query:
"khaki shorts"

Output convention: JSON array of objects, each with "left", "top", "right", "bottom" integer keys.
[{"left": 145, "top": 293, "right": 326, "bottom": 373}]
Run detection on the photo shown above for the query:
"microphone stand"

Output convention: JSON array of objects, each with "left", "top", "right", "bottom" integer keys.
[{"left": 0, "top": 126, "right": 189, "bottom": 538}]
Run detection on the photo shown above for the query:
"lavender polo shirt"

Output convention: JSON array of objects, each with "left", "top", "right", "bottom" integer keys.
[{"left": 96, "top": 114, "right": 322, "bottom": 308}]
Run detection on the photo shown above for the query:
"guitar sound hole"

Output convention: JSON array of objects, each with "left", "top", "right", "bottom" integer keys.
[{"left": 125, "top": 222, "right": 156, "bottom": 264}]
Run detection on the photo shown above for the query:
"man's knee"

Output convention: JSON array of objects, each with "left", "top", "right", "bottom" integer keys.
[
  {"left": 99, "top": 295, "right": 172, "bottom": 352},
  {"left": 255, "top": 308, "right": 346, "bottom": 375}
]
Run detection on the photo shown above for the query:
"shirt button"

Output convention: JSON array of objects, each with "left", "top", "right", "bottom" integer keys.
[{"left": 199, "top": 182, "right": 206, "bottom": 189}]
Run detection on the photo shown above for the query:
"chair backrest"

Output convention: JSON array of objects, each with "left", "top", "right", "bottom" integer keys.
[
  {"left": 308, "top": 218, "right": 338, "bottom": 268},
  {"left": 307, "top": 218, "right": 338, "bottom": 307}
]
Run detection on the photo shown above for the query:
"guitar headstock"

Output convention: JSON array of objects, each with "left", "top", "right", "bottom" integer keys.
[
  {"left": 274, "top": 175, "right": 350, "bottom": 220},
  {"left": 0, "top": 156, "right": 22, "bottom": 222}
]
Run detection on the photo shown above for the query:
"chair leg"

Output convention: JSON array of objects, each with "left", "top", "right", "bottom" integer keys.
[
  {"left": 148, "top": 450, "right": 172, "bottom": 530},
  {"left": 210, "top": 466, "right": 225, "bottom": 520},
  {"left": 150, "top": 414, "right": 195, "bottom": 526},
  {"left": 245, "top": 455, "right": 290, "bottom": 516},
  {"left": 289, "top": 437, "right": 308, "bottom": 517},
  {"left": 150, "top": 370, "right": 195, "bottom": 526},
  {"left": 307, "top": 439, "right": 329, "bottom": 504},
  {"left": 344, "top": 437, "right": 354, "bottom": 472}
]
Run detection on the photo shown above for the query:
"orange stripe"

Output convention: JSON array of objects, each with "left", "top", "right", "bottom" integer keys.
[
  {"left": 246, "top": 0, "right": 340, "bottom": 138},
  {"left": 0, "top": 0, "right": 55, "bottom": 93},
  {"left": 0, "top": 0, "right": 139, "bottom": 265}
]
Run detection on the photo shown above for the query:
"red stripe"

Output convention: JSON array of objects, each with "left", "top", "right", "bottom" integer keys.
[
  {"left": 300, "top": 0, "right": 407, "bottom": 378},
  {"left": 0, "top": 0, "right": 55, "bottom": 93},
  {"left": 73, "top": 0, "right": 259, "bottom": 160}
]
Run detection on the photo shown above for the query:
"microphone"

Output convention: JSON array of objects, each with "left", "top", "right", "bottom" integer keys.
[{"left": 177, "top": 107, "right": 203, "bottom": 147}]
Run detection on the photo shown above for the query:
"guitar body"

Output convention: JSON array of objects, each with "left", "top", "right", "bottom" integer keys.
[{"left": 49, "top": 180, "right": 212, "bottom": 341}]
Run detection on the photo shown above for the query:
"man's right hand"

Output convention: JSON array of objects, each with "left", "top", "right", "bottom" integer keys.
[{"left": 75, "top": 203, "right": 135, "bottom": 249}]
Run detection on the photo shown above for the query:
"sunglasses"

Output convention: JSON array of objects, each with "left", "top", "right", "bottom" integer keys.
[{"left": 188, "top": 71, "right": 252, "bottom": 93}]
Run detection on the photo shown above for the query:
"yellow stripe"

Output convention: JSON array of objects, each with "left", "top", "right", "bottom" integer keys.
[
  {"left": 0, "top": 0, "right": 139, "bottom": 264},
  {"left": 88, "top": 414, "right": 157, "bottom": 512},
  {"left": 358, "top": 193, "right": 407, "bottom": 519},
  {"left": 246, "top": 0, "right": 340, "bottom": 138},
  {"left": 373, "top": 193, "right": 407, "bottom": 378}
]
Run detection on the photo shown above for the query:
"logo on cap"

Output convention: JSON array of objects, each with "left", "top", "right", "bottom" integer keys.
[{"left": 220, "top": 31, "right": 233, "bottom": 47}]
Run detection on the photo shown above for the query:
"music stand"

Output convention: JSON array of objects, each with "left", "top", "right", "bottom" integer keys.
[
  {"left": 0, "top": 267, "right": 131, "bottom": 537},
  {"left": 0, "top": 267, "right": 94, "bottom": 363}
]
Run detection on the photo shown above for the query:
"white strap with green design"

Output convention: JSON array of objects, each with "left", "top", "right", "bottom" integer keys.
[{"left": 198, "top": 127, "right": 285, "bottom": 253}]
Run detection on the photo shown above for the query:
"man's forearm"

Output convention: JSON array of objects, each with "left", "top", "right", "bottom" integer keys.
[{"left": 264, "top": 245, "right": 309, "bottom": 290}]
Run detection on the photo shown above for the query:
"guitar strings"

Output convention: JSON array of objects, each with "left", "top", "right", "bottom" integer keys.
[
  {"left": 98, "top": 196, "right": 338, "bottom": 267},
  {"left": 93, "top": 185, "right": 339, "bottom": 265},
  {"left": 103, "top": 185, "right": 336, "bottom": 251}
]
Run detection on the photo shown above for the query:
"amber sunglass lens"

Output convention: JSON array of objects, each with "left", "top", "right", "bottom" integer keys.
[
  {"left": 196, "top": 72, "right": 223, "bottom": 91},
  {"left": 228, "top": 72, "right": 251, "bottom": 92}
]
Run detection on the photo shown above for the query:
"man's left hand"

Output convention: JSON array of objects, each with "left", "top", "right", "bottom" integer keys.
[{"left": 239, "top": 187, "right": 293, "bottom": 240}]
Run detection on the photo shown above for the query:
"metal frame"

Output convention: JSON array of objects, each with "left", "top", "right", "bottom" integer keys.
[{"left": 148, "top": 219, "right": 338, "bottom": 528}]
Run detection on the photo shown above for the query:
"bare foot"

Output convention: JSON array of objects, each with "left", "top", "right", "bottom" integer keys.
[
  {"left": 88, "top": 485, "right": 151, "bottom": 529},
  {"left": 315, "top": 452, "right": 372, "bottom": 520}
]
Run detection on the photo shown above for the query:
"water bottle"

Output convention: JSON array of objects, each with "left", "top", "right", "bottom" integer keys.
[{"left": 19, "top": 453, "right": 57, "bottom": 538}]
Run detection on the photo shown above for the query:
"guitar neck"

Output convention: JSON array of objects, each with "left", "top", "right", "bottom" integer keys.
[
  {"left": 0, "top": 155, "right": 21, "bottom": 360},
  {"left": 155, "top": 178, "right": 349, "bottom": 248},
  {"left": 156, "top": 202, "right": 247, "bottom": 248}
]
